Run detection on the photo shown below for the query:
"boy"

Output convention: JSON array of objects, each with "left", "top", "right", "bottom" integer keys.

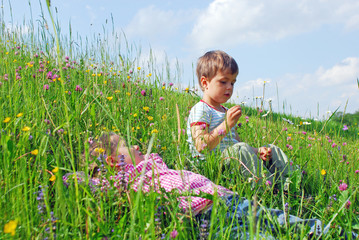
[{"left": 186, "top": 50, "right": 292, "bottom": 186}]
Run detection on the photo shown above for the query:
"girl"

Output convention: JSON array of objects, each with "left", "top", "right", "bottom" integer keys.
[{"left": 66, "top": 132, "right": 356, "bottom": 239}]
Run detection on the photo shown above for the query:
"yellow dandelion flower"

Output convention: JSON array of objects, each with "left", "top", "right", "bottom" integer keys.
[
  {"left": 97, "top": 73, "right": 102, "bottom": 77},
  {"left": 132, "top": 127, "right": 135, "bottom": 132},
  {"left": 3, "top": 117, "right": 11, "bottom": 123},
  {"left": 148, "top": 73, "right": 152, "bottom": 77},
  {"left": 112, "top": 126, "right": 116, "bottom": 129},
  {"left": 31, "top": 149, "right": 39, "bottom": 155},
  {"left": 143, "top": 106, "right": 149, "bottom": 112},
  {"left": 140, "top": 138, "right": 143, "bottom": 142},
  {"left": 162, "top": 86, "right": 165, "bottom": 90},
  {"left": 13, "top": 59, "right": 17, "bottom": 62},
  {"left": 162, "top": 114, "right": 167, "bottom": 120},
  {"left": 3, "top": 219, "right": 18, "bottom": 236},
  {"left": 147, "top": 116, "right": 153, "bottom": 121},
  {"left": 106, "top": 96, "right": 113, "bottom": 101},
  {"left": 136, "top": 126, "right": 140, "bottom": 130},
  {"left": 5, "top": 52, "right": 9, "bottom": 55},
  {"left": 115, "top": 90, "right": 121, "bottom": 93},
  {"left": 92, "top": 73, "right": 96, "bottom": 77},
  {"left": 94, "top": 148, "right": 105, "bottom": 154},
  {"left": 22, "top": 126, "right": 31, "bottom": 132},
  {"left": 16, "top": 113, "right": 23, "bottom": 118},
  {"left": 86, "top": 69, "right": 90, "bottom": 73},
  {"left": 133, "top": 113, "right": 138, "bottom": 117},
  {"left": 151, "top": 129, "right": 158, "bottom": 134},
  {"left": 137, "top": 67, "right": 141, "bottom": 70},
  {"left": 161, "top": 146, "right": 167, "bottom": 151},
  {"left": 321, "top": 169, "right": 326, "bottom": 175},
  {"left": 126, "top": 92, "right": 131, "bottom": 96},
  {"left": 104, "top": 80, "right": 107, "bottom": 84},
  {"left": 49, "top": 175, "right": 56, "bottom": 182},
  {"left": 52, "top": 167, "right": 59, "bottom": 173},
  {"left": 127, "top": 76, "right": 130, "bottom": 79}
]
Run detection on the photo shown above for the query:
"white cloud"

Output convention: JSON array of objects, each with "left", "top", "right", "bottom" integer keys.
[
  {"left": 86, "top": 5, "right": 97, "bottom": 23},
  {"left": 125, "top": 5, "right": 195, "bottom": 41},
  {"left": 189, "top": 0, "right": 359, "bottom": 49},
  {"left": 234, "top": 57, "right": 359, "bottom": 118}
]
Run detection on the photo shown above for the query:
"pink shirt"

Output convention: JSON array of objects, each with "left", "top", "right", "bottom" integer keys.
[{"left": 123, "top": 153, "right": 233, "bottom": 215}]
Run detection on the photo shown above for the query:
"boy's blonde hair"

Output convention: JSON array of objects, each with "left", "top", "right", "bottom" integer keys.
[{"left": 196, "top": 50, "right": 238, "bottom": 91}]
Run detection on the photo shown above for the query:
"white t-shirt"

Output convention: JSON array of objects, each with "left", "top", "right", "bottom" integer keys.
[{"left": 186, "top": 100, "right": 239, "bottom": 159}]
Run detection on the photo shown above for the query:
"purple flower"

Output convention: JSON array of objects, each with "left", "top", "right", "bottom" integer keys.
[
  {"left": 141, "top": 90, "right": 146, "bottom": 96},
  {"left": 46, "top": 71, "right": 53, "bottom": 79},
  {"left": 159, "top": 97, "right": 164, "bottom": 101},
  {"left": 170, "top": 230, "right": 178, "bottom": 239},
  {"left": 338, "top": 183, "right": 348, "bottom": 191},
  {"left": 43, "top": 84, "right": 49, "bottom": 90},
  {"left": 342, "top": 125, "right": 349, "bottom": 131},
  {"left": 75, "top": 85, "right": 82, "bottom": 92},
  {"left": 355, "top": 170, "right": 359, "bottom": 174},
  {"left": 200, "top": 123, "right": 207, "bottom": 130},
  {"left": 302, "top": 131, "right": 307, "bottom": 135},
  {"left": 345, "top": 200, "right": 351, "bottom": 209},
  {"left": 218, "top": 129, "right": 225, "bottom": 136},
  {"left": 331, "top": 143, "right": 337, "bottom": 148},
  {"left": 286, "top": 144, "right": 293, "bottom": 150},
  {"left": 169, "top": 82, "right": 174, "bottom": 87},
  {"left": 265, "top": 180, "right": 272, "bottom": 186}
]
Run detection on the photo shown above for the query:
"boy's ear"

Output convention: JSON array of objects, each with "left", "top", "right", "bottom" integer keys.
[{"left": 200, "top": 76, "right": 208, "bottom": 90}]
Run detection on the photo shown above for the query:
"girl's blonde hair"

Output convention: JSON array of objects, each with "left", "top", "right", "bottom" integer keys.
[{"left": 81, "top": 132, "right": 122, "bottom": 176}]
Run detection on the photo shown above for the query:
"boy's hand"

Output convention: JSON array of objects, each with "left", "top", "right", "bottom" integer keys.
[
  {"left": 258, "top": 147, "right": 272, "bottom": 161},
  {"left": 226, "top": 105, "right": 242, "bottom": 128}
]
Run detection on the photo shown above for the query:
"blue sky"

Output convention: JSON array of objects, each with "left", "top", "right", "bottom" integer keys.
[{"left": 3, "top": 0, "right": 359, "bottom": 119}]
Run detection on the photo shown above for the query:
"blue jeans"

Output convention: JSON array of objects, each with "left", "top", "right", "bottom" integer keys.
[{"left": 197, "top": 194, "right": 357, "bottom": 239}]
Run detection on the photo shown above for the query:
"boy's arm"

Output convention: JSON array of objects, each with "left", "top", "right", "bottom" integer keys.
[{"left": 191, "top": 106, "right": 242, "bottom": 152}]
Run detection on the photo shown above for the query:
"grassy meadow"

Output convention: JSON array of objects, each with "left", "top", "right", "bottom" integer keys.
[{"left": 0, "top": 3, "right": 358, "bottom": 239}]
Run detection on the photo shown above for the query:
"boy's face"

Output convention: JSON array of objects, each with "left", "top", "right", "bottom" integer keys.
[{"left": 201, "top": 70, "right": 237, "bottom": 108}]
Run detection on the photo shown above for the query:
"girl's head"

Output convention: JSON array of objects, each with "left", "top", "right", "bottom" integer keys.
[
  {"left": 196, "top": 50, "right": 238, "bottom": 91},
  {"left": 82, "top": 132, "right": 144, "bottom": 175}
]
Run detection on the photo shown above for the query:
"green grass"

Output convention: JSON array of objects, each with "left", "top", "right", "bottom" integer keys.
[{"left": 0, "top": 4, "right": 358, "bottom": 239}]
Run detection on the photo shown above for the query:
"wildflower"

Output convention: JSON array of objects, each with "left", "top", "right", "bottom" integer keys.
[
  {"left": 265, "top": 180, "right": 272, "bottom": 186},
  {"left": 22, "top": 126, "right": 31, "bottom": 132},
  {"left": 52, "top": 167, "right": 59, "bottom": 173},
  {"left": 200, "top": 123, "right": 207, "bottom": 130},
  {"left": 202, "top": 143, "right": 207, "bottom": 149},
  {"left": 151, "top": 129, "right": 158, "bottom": 134},
  {"left": 43, "top": 84, "right": 49, "bottom": 90},
  {"left": 126, "top": 92, "right": 131, "bottom": 96},
  {"left": 218, "top": 129, "right": 225, "bottom": 136},
  {"left": 321, "top": 169, "right": 326, "bottom": 175},
  {"left": 3, "top": 219, "right": 18, "bottom": 236},
  {"left": 338, "top": 183, "right": 348, "bottom": 191},
  {"left": 162, "top": 114, "right": 167, "bottom": 120},
  {"left": 331, "top": 143, "right": 337, "bottom": 148},
  {"left": 106, "top": 96, "right": 113, "bottom": 101},
  {"left": 31, "top": 149, "right": 39, "bottom": 155},
  {"left": 342, "top": 142, "right": 347, "bottom": 146},
  {"left": 342, "top": 125, "right": 349, "bottom": 131},
  {"left": 185, "top": 87, "right": 189, "bottom": 93},
  {"left": 46, "top": 71, "right": 53, "bottom": 79},
  {"left": 3, "top": 117, "right": 11, "bottom": 123},
  {"left": 57, "top": 128, "right": 64, "bottom": 134},
  {"left": 345, "top": 200, "right": 351, "bottom": 209},
  {"left": 286, "top": 144, "right": 293, "bottom": 150},
  {"left": 49, "top": 175, "right": 56, "bottom": 181},
  {"left": 94, "top": 148, "right": 105, "bottom": 154},
  {"left": 147, "top": 116, "right": 154, "bottom": 121},
  {"left": 75, "top": 85, "right": 82, "bottom": 92},
  {"left": 355, "top": 170, "right": 359, "bottom": 174},
  {"left": 16, "top": 113, "right": 23, "bottom": 117},
  {"left": 159, "top": 97, "right": 164, "bottom": 101},
  {"left": 238, "top": 122, "right": 242, "bottom": 128},
  {"left": 161, "top": 146, "right": 167, "bottom": 151},
  {"left": 141, "top": 90, "right": 146, "bottom": 96},
  {"left": 44, "top": 119, "right": 51, "bottom": 124},
  {"left": 170, "top": 229, "right": 178, "bottom": 239},
  {"left": 302, "top": 131, "right": 307, "bottom": 135},
  {"left": 143, "top": 106, "right": 149, "bottom": 112},
  {"left": 133, "top": 113, "right": 138, "bottom": 117}
]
